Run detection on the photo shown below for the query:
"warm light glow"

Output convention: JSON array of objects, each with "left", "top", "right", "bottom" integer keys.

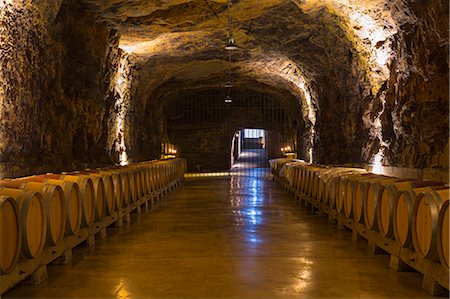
[
  {"left": 371, "top": 148, "right": 384, "bottom": 175},
  {"left": 114, "top": 279, "right": 131, "bottom": 299},
  {"left": 119, "top": 151, "right": 128, "bottom": 166},
  {"left": 298, "top": 0, "right": 416, "bottom": 95},
  {"left": 108, "top": 52, "right": 134, "bottom": 166}
]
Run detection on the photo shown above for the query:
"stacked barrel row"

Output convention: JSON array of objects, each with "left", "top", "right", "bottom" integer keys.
[
  {"left": 0, "top": 158, "right": 187, "bottom": 275},
  {"left": 273, "top": 160, "right": 449, "bottom": 270}
]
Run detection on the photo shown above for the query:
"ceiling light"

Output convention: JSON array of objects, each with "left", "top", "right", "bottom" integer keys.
[
  {"left": 225, "top": 95, "right": 232, "bottom": 103},
  {"left": 225, "top": 37, "right": 238, "bottom": 50},
  {"left": 224, "top": 81, "right": 233, "bottom": 88}
]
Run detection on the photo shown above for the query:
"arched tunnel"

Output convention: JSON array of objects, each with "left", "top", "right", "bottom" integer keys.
[{"left": 0, "top": 0, "right": 448, "bottom": 297}]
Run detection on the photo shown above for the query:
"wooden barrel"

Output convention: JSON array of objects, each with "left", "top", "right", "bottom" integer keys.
[
  {"left": 344, "top": 174, "right": 382, "bottom": 219},
  {"left": 72, "top": 173, "right": 106, "bottom": 221},
  {"left": 60, "top": 175, "right": 95, "bottom": 227},
  {"left": 80, "top": 171, "right": 115, "bottom": 216},
  {"left": 148, "top": 166, "right": 157, "bottom": 194},
  {"left": 322, "top": 169, "right": 341, "bottom": 207},
  {"left": 437, "top": 200, "right": 449, "bottom": 268},
  {"left": 297, "top": 167, "right": 306, "bottom": 194},
  {"left": 89, "top": 176, "right": 105, "bottom": 221},
  {"left": 42, "top": 179, "right": 81, "bottom": 235},
  {"left": 0, "top": 195, "right": 21, "bottom": 274},
  {"left": 329, "top": 176, "right": 341, "bottom": 209},
  {"left": 334, "top": 170, "right": 365, "bottom": 213},
  {"left": 138, "top": 167, "right": 149, "bottom": 196},
  {"left": 305, "top": 167, "right": 321, "bottom": 198},
  {"left": 130, "top": 170, "right": 141, "bottom": 201},
  {"left": 23, "top": 182, "right": 65, "bottom": 246},
  {"left": 337, "top": 177, "right": 351, "bottom": 214},
  {"left": 364, "top": 178, "right": 399, "bottom": 230},
  {"left": 323, "top": 178, "right": 333, "bottom": 206},
  {"left": 98, "top": 170, "right": 123, "bottom": 212},
  {"left": 353, "top": 176, "right": 389, "bottom": 224},
  {"left": 378, "top": 180, "right": 443, "bottom": 239},
  {"left": 412, "top": 188, "right": 450, "bottom": 260},
  {"left": 0, "top": 179, "right": 66, "bottom": 246},
  {"left": 295, "top": 167, "right": 304, "bottom": 193},
  {"left": 0, "top": 188, "right": 46, "bottom": 259},
  {"left": 119, "top": 171, "right": 131, "bottom": 206}
]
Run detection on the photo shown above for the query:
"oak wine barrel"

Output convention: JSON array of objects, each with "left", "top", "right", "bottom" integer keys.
[
  {"left": 60, "top": 175, "right": 95, "bottom": 227},
  {"left": 344, "top": 174, "right": 383, "bottom": 219},
  {"left": 23, "top": 182, "right": 65, "bottom": 246},
  {"left": 42, "top": 179, "right": 82, "bottom": 235},
  {"left": 378, "top": 180, "right": 443, "bottom": 238},
  {"left": 0, "top": 195, "right": 21, "bottom": 274},
  {"left": 412, "top": 188, "right": 450, "bottom": 260},
  {"left": 0, "top": 188, "right": 46, "bottom": 259},
  {"left": 437, "top": 200, "right": 449, "bottom": 268},
  {"left": 80, "top": 171, "right": 115, "bottom": 216},
  {"left": 0, "top": 179, "right": 66, "bottom": 246},
  {"left": 364, "top": 179, "right": 401, "bottom": 230},
  {"left": 98, "top": 170, "right": 123, "bottom": 212}
]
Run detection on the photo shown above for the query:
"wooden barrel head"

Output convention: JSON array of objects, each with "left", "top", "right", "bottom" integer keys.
[
  {"left": 379, "top": 188, "right": 392, "bottom": 237},
  {"left": 365, "top": 184, "right": 382, "bottom": 230},
  {"left": 395, "top": 192, "right": 412, "bottom": 247},
  {"left": 82, "top": 178, "right": 95, "bottom": 226},
  {"left": 415, "top": 195, "right": 433, "bottom": 257},
  {"left": 48, "top": 185, "right": 65, "bottom": 246},
  {"left": 437, "top": 200, "right": 449, "bottom": 268},
  {"left": 353, "top": 183, "right": 366, "bottom": 223},
  {"left": 64, "top": 182, "right": 82, "bottom": 235},
  {"left": 102, "top": 175, "right": 115, "bottom": 215},
  {"left": 0, "top": 196, "right": 21, "bottom": 274},
  {"left": 121, "top": 173, "right": 131, "bottom": 206},
  {"left": 25, "top": 192, "right": 46, "bottom": 258}
]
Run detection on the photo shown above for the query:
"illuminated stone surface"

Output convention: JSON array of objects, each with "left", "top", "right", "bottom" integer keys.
[{"left": 0, "top": 0, "right": 448, "bottom": 180}]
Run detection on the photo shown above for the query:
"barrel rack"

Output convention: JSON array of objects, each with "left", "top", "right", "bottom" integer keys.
[
  {"left": 274, "top": 175, "right": 449, "bottom": 297},
  {"left": 0, "top": 173, "right": 183, "bottom": 296}
]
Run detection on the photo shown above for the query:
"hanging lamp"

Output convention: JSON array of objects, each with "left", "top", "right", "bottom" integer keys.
[{"left": 225, "top": 0, "right": 238, "bottom": 50}]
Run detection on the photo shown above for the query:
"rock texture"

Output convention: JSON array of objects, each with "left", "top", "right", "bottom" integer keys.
[
  {"left": 0, "top": 0, "right": 448, "bottom": 180},
  {"left": 0, "top": 0, "right": 119, "bottom": 177}
]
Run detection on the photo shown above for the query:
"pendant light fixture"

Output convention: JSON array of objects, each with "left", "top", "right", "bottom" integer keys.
[
  {"left": 225, "top": 0, "right": 238, "bottom": 51},
  {"left": 225, "top": 52, "right": 233, "bottom": 103}
]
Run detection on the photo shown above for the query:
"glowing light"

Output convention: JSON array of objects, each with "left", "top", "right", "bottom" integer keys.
[
  {"left": 114, "top": 279, "right": 131, "bottom": 299},
  {"left": 119, "top": 151, "right": 128, "bottom": 166},
  {"left": 109, "top": 52, "right": 134, "bottom": 166},
  {"left": 371, "top": 148, "right": 384, "bottom": 175},
  {"left": 298, "top": 1, "right": 416, "bottom": 96}
]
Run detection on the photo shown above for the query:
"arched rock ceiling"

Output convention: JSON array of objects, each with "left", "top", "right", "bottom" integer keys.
[{"left": 83, "top": 0, "right": 415, "bottom": 109}]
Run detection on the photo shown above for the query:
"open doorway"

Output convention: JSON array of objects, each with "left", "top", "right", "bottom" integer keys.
[{"left": 230, "top": 128, "right": 269, "bottom": 176}]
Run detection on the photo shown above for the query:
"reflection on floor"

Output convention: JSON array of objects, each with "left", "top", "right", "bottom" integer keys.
[
  {"left": 231, "top": 149, "right": 269, "bottom": 177},
  {"left": 4, "top": 177, "right": 430, "bottom": 298}
]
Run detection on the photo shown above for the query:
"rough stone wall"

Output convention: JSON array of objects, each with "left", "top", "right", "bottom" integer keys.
[
  {"left": 363, "top": 0, "right": 449, "bottom": 181},
  {"left": 0, "top": 0, "right": 118, "bottom": 178}
]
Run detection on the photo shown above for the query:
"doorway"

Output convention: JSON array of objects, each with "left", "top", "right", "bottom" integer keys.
[{"left": 231, "top": 129, "right": 269, "bottom": 177}]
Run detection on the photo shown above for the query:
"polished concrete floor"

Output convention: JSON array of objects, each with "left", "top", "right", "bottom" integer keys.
[
  {"left": 4, "top": 177, "right": 434, "bottom": 298},
  {"left": 230, "top": 149, "right": 270, "bottom": 177}
]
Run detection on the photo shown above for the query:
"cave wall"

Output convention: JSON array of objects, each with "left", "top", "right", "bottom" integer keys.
[
  {"left": 362, "top": 0, "right": 449, "bottom": 181},
  {"left": 310, "top": 0, "right": 448, "bottom": 182},
  {"left": 0, "top": 0, "right": 119, "bottom": 178},
  {"left": 0, "top": 0, "right": 447, "bottom": 181}
]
